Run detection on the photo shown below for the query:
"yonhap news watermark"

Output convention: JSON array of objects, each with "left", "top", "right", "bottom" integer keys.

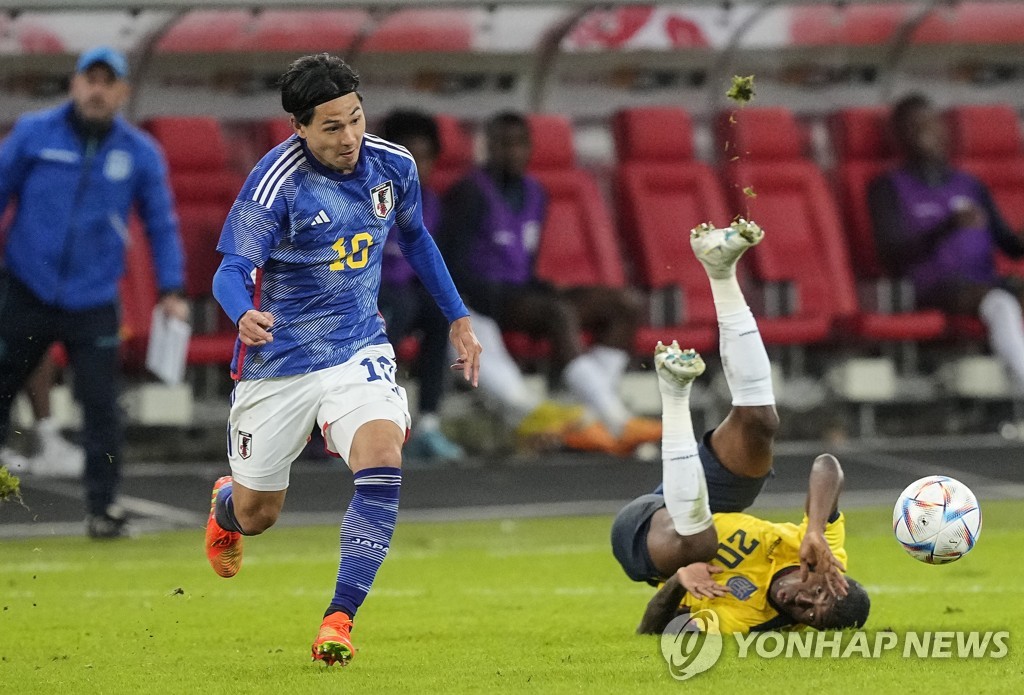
[{"left": 661, "top": 609, "right": 1010, "bottom": 681}]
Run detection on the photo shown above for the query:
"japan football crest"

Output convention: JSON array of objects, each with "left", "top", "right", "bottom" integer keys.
[
  {"left": 370, "top": 180, "right": 395, "bottom": 219},
  {"left": 238, "top": 431, "right": 253, "bottom": 460}
]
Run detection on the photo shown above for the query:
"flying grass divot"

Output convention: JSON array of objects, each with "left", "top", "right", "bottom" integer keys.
[
  {"left": 0, "top": 465, "right": 21, "bottom": 503},
  {"left": 726, "top": 75, "right": 755, "bottom": 103}
]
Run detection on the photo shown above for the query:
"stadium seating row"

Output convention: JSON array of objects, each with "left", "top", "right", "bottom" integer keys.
[
  {"left": 114, "top": 104, "right": 1024, "bottom": 373},
  {"left": 15, "top": 5, "right": 1024, "bottom": 57}
]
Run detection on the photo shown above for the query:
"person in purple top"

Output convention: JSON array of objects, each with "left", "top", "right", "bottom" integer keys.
[
  {"left": 439, "top": 112, "right": 662, "bottom": 455},
  {"left": 869, "top": 94, "right": 1024, "bottom": 393},
  {"left": 377, "top": 110, "right": 464, "bottom": 462}
]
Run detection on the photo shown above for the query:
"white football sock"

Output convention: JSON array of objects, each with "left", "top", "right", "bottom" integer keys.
[
  {"left": 708, "top": 273, "right": 747, "bottom": 317},
  {"left": 563, "top": 352, "right": 630, "bottom": 436},
  {"left": 718, "top": 307, "right": 775, "bottom": 406},
  {"left": 979, "top": 288, "right": 1024, "bottom": 393},
  {"left": 703, "top": 254, "right": 775, "bottom": 405},
  {"left": 464, "top": 311, "right": 538, "bottom": 425},
  {"left": 659, "top": 371, "right": 713, "bottom": 536}
]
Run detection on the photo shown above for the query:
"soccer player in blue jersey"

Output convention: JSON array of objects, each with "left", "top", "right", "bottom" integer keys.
[{"left": 202, "top": 54, "right": 482, "bottom": 666}]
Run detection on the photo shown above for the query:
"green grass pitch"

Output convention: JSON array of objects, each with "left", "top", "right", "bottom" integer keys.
[{"left": 1, "top": 501, "right": 1021, "bottom": 694}]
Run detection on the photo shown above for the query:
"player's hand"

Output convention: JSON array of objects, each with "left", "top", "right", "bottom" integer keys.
[
  {"left": 449, "top": 316, "right": 482, "bottom": 387},
  {"left": 676, "top": 563, "right": 729, "bottom": 600},
  {"left": 158, "top": 294, "right": 191, "bottom": 323},
  {"left": 799, "top": 530, "right": 849, "bottom": 598},
  {"left": 238, "top": 310, "right": 275, "bottom": 347}
]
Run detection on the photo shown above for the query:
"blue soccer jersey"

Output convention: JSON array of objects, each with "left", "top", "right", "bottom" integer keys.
[{"left": 215, "top": 133, "right": 467, "bottom": 380}]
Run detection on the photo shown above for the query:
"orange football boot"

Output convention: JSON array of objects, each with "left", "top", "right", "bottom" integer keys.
[
  {"left": 312, "top": 612, "right": 355, "bottom": 666},
  {"left": 204, "top": 476, "right": 243, "bottom": 578}
]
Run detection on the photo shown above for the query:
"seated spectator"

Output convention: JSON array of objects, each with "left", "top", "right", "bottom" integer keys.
[
  {"left": 377, "top": 110, "right": 465, "bottom": 461},
  {"left": 438, "top": 112, "right": 661, "bottom": 455},
  {"left": 869, "top": 94, "right": 1024, "bottom": 392}
]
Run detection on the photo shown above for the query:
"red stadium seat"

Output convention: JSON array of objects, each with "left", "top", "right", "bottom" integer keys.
[
  {"left": 790, "top": 6, "right": 908, "bottom": 46},
  {"left": 241, "top": 10, "right": 364, "bottom": 52},
  {"left": 946, "top": 104, "right": 1024, "bottom": 340},
  {"left": 949, "top": 104, "right": 1024, "bottom": 278},
  {"left": 145, "top": 117, "right": 243, "bottom": 206},
  {"left": 144, "top": 117, "right": 238, "bottom": 300},
  {"left": 527, "top": 114, "right": 626, "bottom": 289},
  {"left": 144, "top": 117, "right": 241, "bottom": 365},
  {"left": 429, "top": 114, "right": 474, "bottom": 195},
  {"left": 176, "top": 206, "right": 228, "bottom": 300},
  {"left": 829, "top": 108, "right": 948, "bottom": 342},
  {"left": 718, "top": 107, "right": 854, "bottom": 346},
  {"left": 157, "top": 10, "right": 365, "bottom": 53},
  {"left": 612, "top": 107, "right": 726, "bottom": 353},
  {"left": 829, "top": 107, "right": 893, "bottom": 281},
  {"left": 119, "top": 217, "right": 159, "bottom": 370},
  {"left": 146, "top": 117, "right": 228, "bottom": 170},
  {"left": 913, "top": 4, "right": 1024, "bottom": 45},
  {"left": 118, "top": 214, "right": 236, "bottom": 370},
  {"left": 264, "top": 119, "right": 296, "bottom": 151},
  {"left": 791, "top": 4, "right": 1024, "bottom": 47},
  {"left": 157, "top": 10, "right": 253, "bottom": 52},
  {"left": 361, "top": 9, "right": 474, "bottom": 53}
]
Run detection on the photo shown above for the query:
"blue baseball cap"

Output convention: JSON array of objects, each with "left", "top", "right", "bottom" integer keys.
[{"left": 76, "top": 46, "right": 128, "bottom": 79}]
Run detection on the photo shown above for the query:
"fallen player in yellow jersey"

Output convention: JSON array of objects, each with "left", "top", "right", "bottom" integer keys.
[
  {"left": 610, "top": 220, "right": 869, "bottom": 634},
  {"left": 636, "top": 455, "right": 870, "bottom": 634}
]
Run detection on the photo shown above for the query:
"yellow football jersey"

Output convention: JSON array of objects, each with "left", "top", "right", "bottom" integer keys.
[{"left": 679, "top": 512, "right": 847, "bottom": 634}]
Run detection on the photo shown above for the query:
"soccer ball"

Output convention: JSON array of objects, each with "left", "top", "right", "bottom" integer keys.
[{"left": 893, "top": 475, "right": 982, "bottom": 564}]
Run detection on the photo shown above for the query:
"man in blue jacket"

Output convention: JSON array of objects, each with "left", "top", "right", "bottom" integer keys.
[{"left": 0, "top": 46, "right": 189, "bottom": 538}]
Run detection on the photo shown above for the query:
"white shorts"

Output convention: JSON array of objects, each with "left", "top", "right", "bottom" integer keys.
[{"left": 227, "top": 343, "right": 410, "bottom": 491}]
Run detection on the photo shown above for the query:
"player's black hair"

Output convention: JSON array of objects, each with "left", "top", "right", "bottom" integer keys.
[
  {"left": 820, "top": 578, "right": 871, "bottom": 630},
  {"left": 379, "top": 110, "right": 440, "bottom": 157},
  {"left": 891, "top": 92, "right": 932, "bottom": 135},
  {"left": 279, "top": 53, "right": 361, "bottom": 126},
  {"left": 486, "top": 111, "right": 530, "bottom": 139}
]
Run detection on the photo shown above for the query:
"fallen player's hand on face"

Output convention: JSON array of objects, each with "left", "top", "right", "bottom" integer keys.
[
  {"left": 676, "top": 563, "right": 729, "bottom": 600},
  {"left": 799, "top": 530, "right": 849, "bottom": 598},
  {"left": 449, "top": 316, "right": 482, "bottom": 388},
  {"left": 238, "top": 310, "right": 275, "bottom": 347}
]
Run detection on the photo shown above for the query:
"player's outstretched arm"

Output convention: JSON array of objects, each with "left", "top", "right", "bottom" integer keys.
[
  {"left": 799, "top": 454, "right": 848, "bottom": 596},
  {"left": 448, "top": 316, "right": 482, "bottom": 387},
  {"left": 637, "top": 563, "right": 727, "bottom": 635}
]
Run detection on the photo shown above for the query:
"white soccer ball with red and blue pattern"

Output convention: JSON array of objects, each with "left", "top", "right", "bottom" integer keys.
[{"left": 893, "top": 475, "right": 982, "bottom": 564}]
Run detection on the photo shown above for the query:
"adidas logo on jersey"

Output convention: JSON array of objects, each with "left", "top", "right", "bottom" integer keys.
[{"left": 311, "top": 210, "right": 331, "bottom": 226}]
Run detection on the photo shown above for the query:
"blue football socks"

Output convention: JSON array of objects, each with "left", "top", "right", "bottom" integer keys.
[
  {"left": 327, "top": 466, "right": 402, "bottom": 619},
  {"left": 214, "top": 482, "right": 248, "bottom": 535}
]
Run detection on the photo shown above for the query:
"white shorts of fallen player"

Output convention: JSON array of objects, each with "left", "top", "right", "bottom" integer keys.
[{"left": 227, "top": 343, "right": 411, "bottom": 491}]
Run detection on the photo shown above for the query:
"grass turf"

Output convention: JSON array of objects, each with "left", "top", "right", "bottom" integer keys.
[{"left": 0, "top": 501, "right": 1021, "bottom": 694}]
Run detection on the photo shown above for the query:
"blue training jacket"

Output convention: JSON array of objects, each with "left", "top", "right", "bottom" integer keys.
[{"left": 0, "top": 102, "right": 184, "bottom": 310}]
